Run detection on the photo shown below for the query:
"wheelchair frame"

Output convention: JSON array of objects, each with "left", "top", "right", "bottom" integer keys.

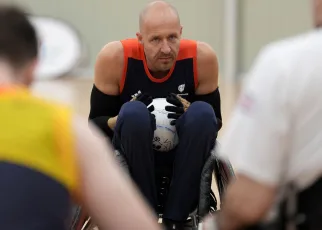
[{"left": 69, "top": 146, "right": 234, "bottom": 230}]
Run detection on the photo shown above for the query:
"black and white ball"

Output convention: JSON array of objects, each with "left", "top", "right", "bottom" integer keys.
[{"left": 150, "top": 98, "right": 179, "bottom": 152}]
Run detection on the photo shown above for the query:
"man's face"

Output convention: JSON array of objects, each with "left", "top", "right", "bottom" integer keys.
[{"left": 137, "top": 16, "right": 182, "bottom": 72}]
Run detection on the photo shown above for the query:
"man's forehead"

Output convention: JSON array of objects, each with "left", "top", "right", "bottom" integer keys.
[{"left": 141, "top": 14, "right": 180, "bottom": 35}]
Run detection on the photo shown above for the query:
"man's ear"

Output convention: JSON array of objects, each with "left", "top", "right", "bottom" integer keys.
[
  {"left": 23, "top": 58, "right": 38, "bottom": 86},
  {"left": 136, "top": 32, "right": 143, "bottom": 44}
]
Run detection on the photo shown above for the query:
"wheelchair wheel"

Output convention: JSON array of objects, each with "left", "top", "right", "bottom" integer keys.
[
  {"left": 209, "top": 190, "right": 217, "bottom": 213},
  {"left": 214, "top": 158, "right": 235, "bottom": 202}
]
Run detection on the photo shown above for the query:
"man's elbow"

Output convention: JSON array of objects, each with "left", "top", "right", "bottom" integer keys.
[
  {"left": 223, "top": 175, "right": 277, "bottom": 225},
  {"left": 237, "top": 198, "right": 273, "bottom": 225}
]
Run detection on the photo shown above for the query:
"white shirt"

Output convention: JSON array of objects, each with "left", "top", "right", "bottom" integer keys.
[{"left": 218, "top": 28, "right": 322, "bottom": 192}]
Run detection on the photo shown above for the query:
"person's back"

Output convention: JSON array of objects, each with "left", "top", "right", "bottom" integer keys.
[
  {"left": 274, "top": 28, "right": 322, "bottom": 189},
  {"left": 237, "top": 28, "right": 322, "bottom": 190},
  {"left": 208, "top": 28, "right": 322, "bottom": 229},
  {"left": 198, "top": 2, "right": 322, "bottom": 229},
  {"left": 222, "top": 28, "right": 322, "bottom": 191},
  {"left": 0, "top": 86, "right": 77, "bottom": 229}
]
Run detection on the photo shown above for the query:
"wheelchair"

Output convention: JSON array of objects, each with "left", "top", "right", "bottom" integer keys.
[{"left": 69, "top": 143, "right": 235, "bottom": 230}]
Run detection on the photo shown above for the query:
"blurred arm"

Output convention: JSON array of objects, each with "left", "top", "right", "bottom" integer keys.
[
  {"left": 217, "top": 176, "right": 277, "bottom": 230},
  {"left": 216, "top": 46, "right": 290, "bottom": 230},
  {"left": 193, "top": 42, "right": 222, "bottom": 129},
  {"left": 195, "top": 41, "right": 219, "bottom": 95},
  {"left": 73, "top": 114, "right": 161, "bottom": 230}
]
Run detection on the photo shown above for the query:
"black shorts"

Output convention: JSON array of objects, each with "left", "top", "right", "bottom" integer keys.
[{"left": 0, "top": 162, "right": 71, "bottom": 230}]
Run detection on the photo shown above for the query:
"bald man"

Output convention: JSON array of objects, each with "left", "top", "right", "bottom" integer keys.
[{"left": 89, "top": 1, "right": 221, "bottom": 228}]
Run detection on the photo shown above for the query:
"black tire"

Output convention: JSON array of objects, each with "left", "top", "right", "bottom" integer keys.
[{"left": 214, "top": 158, "right": 235, "bottom": 203}]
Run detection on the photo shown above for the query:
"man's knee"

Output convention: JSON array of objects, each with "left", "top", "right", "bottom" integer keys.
[
  {"left": 117, "top": 101, "right": 153, "bottom": 133},
  {"left": 184, "top": 101, "right": 217, "bottom": 130}
]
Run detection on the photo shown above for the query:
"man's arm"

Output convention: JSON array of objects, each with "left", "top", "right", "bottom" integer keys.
[
  {"left": 217, "top": 175, "right": 276, "bottom": 230},
  {"left": 214, "top": 45, "right": 290, "bottom": 230},
  {"left": 201, "top": 175, "right": 276, "bottom": 230},
  {"left": 193, "top": 42, "right": 222, "bottom": 129},
  {"left": 73, "top": 114, "right": 161, "bottom": 230},
  {"left": 88, "top": 41, "right": 124, "bottom": 138},
  {"left": 195, "top": 42, "right": 219, "bottom": 95}
]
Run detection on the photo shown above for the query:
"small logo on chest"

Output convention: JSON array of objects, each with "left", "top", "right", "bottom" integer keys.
[
  {"left": 178, "top": 84, "right": 185, "bottom": 93},
  {"left": 177, "top": 84, "right": 188, "bottom": 96}
]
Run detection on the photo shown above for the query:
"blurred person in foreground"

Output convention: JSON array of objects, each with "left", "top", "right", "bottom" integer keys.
[
  {"left": 202, "top": 0, "right": 322, "bottom": 229},
  {"left": 0, "top": 5, "right": 161, "bottom": 230}
]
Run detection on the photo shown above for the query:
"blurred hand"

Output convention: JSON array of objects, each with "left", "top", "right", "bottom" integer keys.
[
  {"left": 200, "top": 214, "right": 219, "bottom": 230},
  {"left": 165, "top": 93, "right": 191, "bottom": 126},
  {"left": 107, "top": 116, "right": 118, "bottom": 130}
]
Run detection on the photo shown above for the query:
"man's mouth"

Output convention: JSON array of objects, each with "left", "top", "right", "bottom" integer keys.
[{"left": 159, "top": 57, "right": 172, "bottom": 60}]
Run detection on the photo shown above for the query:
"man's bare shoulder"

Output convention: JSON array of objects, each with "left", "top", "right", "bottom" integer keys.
[
  {"left": 196, "top": 41, "right": 218, "bottom": 64},
  {"left": 97, "top": 41, "right": 124, "bottom": 66},
  {"left": 195, "top": 41, "right": 219, "bottom": 93},
  {"left": 94, "top": 41, "right": 125, "bottom": 95}
]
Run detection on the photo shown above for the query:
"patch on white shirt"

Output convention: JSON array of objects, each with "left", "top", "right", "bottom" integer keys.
[{"left": 237, "top": 92, "right": 256, "bottom": 113}]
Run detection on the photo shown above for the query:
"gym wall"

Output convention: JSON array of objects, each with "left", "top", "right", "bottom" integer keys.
[
  {"left": 10, "top": 0, "right": 312, "bottom": 80},
  {"left": 238, "top": 0, "right": 312, "bottom": 75}
]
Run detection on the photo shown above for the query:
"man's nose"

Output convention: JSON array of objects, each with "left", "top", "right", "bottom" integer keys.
[{"left": 160, "top": 41, "right": 171, "bottom": 54}]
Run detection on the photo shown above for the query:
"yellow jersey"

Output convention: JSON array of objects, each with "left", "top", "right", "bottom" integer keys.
[{"left": 0, "top": 86, "right": 79, "bottom": 229}]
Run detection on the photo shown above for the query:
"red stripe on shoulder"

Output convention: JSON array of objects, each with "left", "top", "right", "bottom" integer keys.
[
  {"left": 177, "top": 39, "right": 198, "bottom": 89},
  {"left": 177, "top": 39, "right": 197, "bottom": 60},
  {"left": 120, "top": 38, "right": 142, "bottom": 60},
  {"left": 119, "top": 38, "right": 142, "bottom": 93}
]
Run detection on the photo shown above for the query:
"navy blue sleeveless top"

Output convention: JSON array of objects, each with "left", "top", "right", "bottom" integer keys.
[{"left": 119, "top": 38, "right": 198, "bottom": 103}]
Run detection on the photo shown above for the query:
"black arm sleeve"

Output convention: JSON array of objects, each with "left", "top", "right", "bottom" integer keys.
[
  {"left": 191, "top": 87, "right": 223, "bottom": 131},
  {"left": 88, "top": 84, "right": 122, "bottom": 139}
]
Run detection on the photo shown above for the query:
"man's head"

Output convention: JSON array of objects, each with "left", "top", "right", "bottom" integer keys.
[
  {"left": 136, "top": 1, "right": 182, "bottom": 73},
  {"left": 313, "top": 0, "right": 322, "bottom": 27},
  {"left": 0, "top": 5, "right": 38, "bottom": 86}
]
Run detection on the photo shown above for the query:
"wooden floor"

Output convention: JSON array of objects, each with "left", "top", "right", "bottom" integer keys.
[{"left": 31, "top": 76, "right": 242, "bottom": 207}]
